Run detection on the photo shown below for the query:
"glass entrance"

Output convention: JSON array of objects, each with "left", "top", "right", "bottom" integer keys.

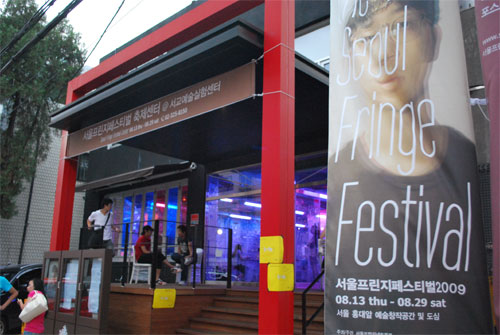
[
  {"left": 205, "top": 163, "right": 327, "bottom": 287},
  {"left": 106, "top": 181, "right": 188, "bottom": 260}
]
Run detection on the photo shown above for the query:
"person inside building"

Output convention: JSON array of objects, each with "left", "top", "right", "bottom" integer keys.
[
  {"left": 232, "top": 244, "right": 247, "bottom": 281},
  {"left": 87, "top": 198, "right": 119, "bottom": 252},
  {"left": 135, "top": 225, "right": 181, "bottom": 285},
  {"left": 171, "top": 225, "right": 194, "bottom": 284},
  {"left": 0, "top": 275, "right": 18, "bottom": 311}
]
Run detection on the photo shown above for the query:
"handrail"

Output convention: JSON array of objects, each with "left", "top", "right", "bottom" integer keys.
[
  {"left": 301, "top": 269, "right": 325, "bottom": 335},
  {"left": 82, "top": 221, "right": 234, "bottom": 289}
]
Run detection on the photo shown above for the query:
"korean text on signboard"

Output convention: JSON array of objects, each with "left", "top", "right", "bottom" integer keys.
[{"left": 67, "top": 63, "right": 255, "bottom": 158}]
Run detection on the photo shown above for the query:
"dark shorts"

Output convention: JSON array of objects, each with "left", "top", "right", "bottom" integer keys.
[{"left": 138, "top": 253, "right": 166, "bottom": 269}]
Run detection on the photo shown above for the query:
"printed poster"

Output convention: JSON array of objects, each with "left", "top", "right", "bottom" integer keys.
[{"left": 326, "top": 0, "right": 493, "bottom": 333}]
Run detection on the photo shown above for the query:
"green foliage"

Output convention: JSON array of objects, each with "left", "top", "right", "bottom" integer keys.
[{"left": 0, "top": 0, "right": 85, "bottom": 218}]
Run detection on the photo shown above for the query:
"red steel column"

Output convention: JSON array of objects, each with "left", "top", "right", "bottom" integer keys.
[
  {"left": 258, "top": 0, "right": 295, "bottom": 333},
  {"left": 50, "top": 87, "right": 80, "bottom": 251}
]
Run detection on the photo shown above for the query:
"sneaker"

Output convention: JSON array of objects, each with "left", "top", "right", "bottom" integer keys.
[
  {"left": 178, "top": 281, "right": 186, "bottom": 285},
  {"left": 184, "top": 256, "right": 193, "bottom": 266},
  {"left": 156, "top": 279, "right": 167, "bottom": 286},
  {"left": 171, "top": 267, "right": 182, "bottom": 273}
]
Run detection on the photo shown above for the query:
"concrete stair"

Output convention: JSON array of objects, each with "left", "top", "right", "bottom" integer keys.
[{"left": 176, "top": 289, "right": 324, "bottom": 334}]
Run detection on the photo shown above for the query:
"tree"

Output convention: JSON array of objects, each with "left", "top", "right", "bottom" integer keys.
[{"left": 0, "top": 0, "right": 85, "bottom": 218}]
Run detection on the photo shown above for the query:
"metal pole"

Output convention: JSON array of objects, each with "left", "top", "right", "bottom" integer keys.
[
  {"left": 151, "top": 220, "right": 159, "bottom": 289},
  {"left": 18, "top": 139, "right": 40, "bottom": 264},
  {"left": 227, "top": 228, "right": 232, "bottom": 289},
  {"left": 192, "top": 226, "right": 197, "bottom": 288},
  {"left": 121, "top": 221, "right": 130, "bottom": 286}
]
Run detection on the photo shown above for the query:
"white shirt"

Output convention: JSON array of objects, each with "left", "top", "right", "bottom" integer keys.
[{"left": 88, "top": 210, "right": 114, "bottom": 241}]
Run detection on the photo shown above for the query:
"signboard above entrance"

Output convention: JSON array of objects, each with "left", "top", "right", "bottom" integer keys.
[{"left": 66, "top": 63, "right": 256, "bottom": 158}]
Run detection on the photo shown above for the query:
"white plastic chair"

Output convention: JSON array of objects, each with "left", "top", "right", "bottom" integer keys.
[{"left": 129, "top": 246, "right": 152, "bottom": 284}]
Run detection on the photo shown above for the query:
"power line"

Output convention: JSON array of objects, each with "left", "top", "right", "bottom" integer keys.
[
  {"left": 1, "top": 0, "right": 127, "bottom": 115},
  {"left": 0, "top": 0, "right": 57, "bottom": 58},
  {"left": 80, "top": 0, "right": 125, "bottom": 70},
  {"left": 52, "top": 0, "right": 126, "bottom": 102},
  {"left": 0, "top": 0, "right": 83, "bottom": 76}
]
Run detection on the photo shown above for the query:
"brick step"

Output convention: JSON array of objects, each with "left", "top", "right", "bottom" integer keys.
[
  {"left": 202, "top": 305, "right": 324, "bottom": 323},
  {"left": 213, "top": 295, "right": 324, "bottom": 320},
  {"left": 226, "top": 289, "right": 325, "bottom": 303},
  {"left": 188, "top": 316, "right": 258, "bottom": 334},
  {"left": 176, "top": 328, "right": 226, "bottom": 335},
  {"left": 294, "top": 292, "right": 324, "bottom": 303},
  {"left": 213, "top": 296, "right": 259, "bottom": 310},
  {"left": 294, "top": 315, "right": 324, "bottom": 332},
  {"left": 201, "top": 306, "right": 258, "bottom": 323},
  {"left": 294, "top": 300, "right": 324, "bottom": 318},
  {"left": 201, "top": 304, "right": 323, "bottom": 332},
  {"left": 226, "top": 288, "right": 259, "bottom": 298}
]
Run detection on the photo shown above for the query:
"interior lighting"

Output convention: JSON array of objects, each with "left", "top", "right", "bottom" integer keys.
[
  {"left": 295, "top": 223, "right": 306, "bottom": 228},
  {"left": 244, "top": 201, "right": 262, "bottom": 208},
  {"left": 297, "top": 189, "right": 328, "bottom": 200},
  {"left": 230, "top": 214, "right": 252, "bottom": 220},
  {"left": 220, "top": 198, "right": 233, "bottom": 203},
  {"left": 316, "top": 214, "right": 327, "bottom": 219},
  {"left": 295, "top": 210, "right": 305, "bottom": 215},
  {"left": 217, "top": 229, "right": 223, "bottom": 235},
  {"left": 156, "top": 203, "right": 165, "bottom": 208},
  {"left": 167, "top": 204, "right": 178, "bottom": 210}
]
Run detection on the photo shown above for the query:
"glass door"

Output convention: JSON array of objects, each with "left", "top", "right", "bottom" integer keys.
[
  {"left": 294, "top": 185, "right": 327, "bottom": 289},
  {"left": 56, "top": 250, "right": 81, "bottom": 324},
  {"left": 43, "top": 251, "right": 62, "bottom": 320},
  {"left": 107, "top": 180, "right": 188, "bottom": 261}
]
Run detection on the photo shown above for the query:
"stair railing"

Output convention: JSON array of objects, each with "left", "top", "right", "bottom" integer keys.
[{"left": 301, "top": 269, "right": 324, "bottom": 335}]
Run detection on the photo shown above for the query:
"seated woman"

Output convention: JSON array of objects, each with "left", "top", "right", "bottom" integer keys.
[{"left": 134, "top": 225, "right": 180, "bottom": 285}]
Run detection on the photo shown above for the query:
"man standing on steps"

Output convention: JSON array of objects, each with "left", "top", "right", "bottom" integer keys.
[{"left": 87, "top": 198, "right": 119, "bottom": 253}]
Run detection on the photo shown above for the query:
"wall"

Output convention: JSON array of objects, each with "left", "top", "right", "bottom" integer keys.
[{"left": 0, "top": 131, "right": 85, "bottom": 265}]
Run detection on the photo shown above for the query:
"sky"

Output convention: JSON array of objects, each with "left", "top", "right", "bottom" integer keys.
[{"left": 36, "top": 0, "right": 193, "bottom": 68}]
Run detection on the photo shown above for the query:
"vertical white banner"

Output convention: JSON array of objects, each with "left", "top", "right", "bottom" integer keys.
[{"left": 326, "top": 0, "right": 493, "bottom": 333}]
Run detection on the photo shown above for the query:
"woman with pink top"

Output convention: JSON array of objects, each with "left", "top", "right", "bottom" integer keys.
[{"left": 17, "top": 278, "right": 46, "bottom": 334}]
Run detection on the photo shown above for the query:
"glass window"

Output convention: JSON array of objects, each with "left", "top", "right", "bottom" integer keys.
[
  {"left": 17, "top": 268, "right": 42, "bottom": 300},
  {"left": 121, "top": 196, "right": 133, "bottom": 255},
  {"left": 295, "top": 185, "right": 327, "bottom": 288},
  {"left": 59, "top": 258, "right": 79, "bottom": 314},
  {"left": 80, "top": 258, "right": 102, "bottom": 319},
  {"left": 206, "top": 165, "right": 261, "bottom": 198},
  {"left": 206, "top": 162, "right": 327, "bottom": 286},
  {"left": 205, "top": 193, "right": 261, "bottom": 283},
  {"left": 155, "top": 190, "right": 166, "bottom": 252},
  {"left": 143, "top": 192, "right": 155, "bottom": 224},
  {"left": 43, "top": 259, "right": 59, "bottom": 311},
  {"left": 180, "top": 185, "right": 188, "bottom": 223},
  {"left": 166, "top": 187, "right": 179, "bottom": 254},
  {"left": 131, "top": 194, "right": 143, "bottom": 245}
]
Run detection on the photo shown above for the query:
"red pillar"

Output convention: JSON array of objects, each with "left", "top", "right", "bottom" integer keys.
[
  {"left": 258, "top": 0, "right": 295, "bottom": 333},
  {"left": 50, "top": 86, "right": 80, "bottom": 251}
]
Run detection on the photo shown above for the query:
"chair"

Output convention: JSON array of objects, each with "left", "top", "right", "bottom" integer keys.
[
  {"left": 129, "top": 246, "right": 152, "bottom": 284},
  {"left": 176, "top": 248, "right": 204, "bottom": 284}
]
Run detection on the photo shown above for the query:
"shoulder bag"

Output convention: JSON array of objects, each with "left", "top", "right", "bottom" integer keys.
[
  {"left": 19, "top": 290, "right": 48, "bottom": 323},
  {"left": 87, "top": 212, "right": 111, "bottom": 249}
]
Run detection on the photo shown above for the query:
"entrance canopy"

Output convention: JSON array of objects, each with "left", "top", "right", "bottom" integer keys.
[{"left": 50, "top": 20, "right": 328, "bottom": 168}]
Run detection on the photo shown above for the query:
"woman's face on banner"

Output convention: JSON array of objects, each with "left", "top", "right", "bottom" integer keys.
[{"left": 350, "top": 3, "right": 436, "bottom": 107}]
